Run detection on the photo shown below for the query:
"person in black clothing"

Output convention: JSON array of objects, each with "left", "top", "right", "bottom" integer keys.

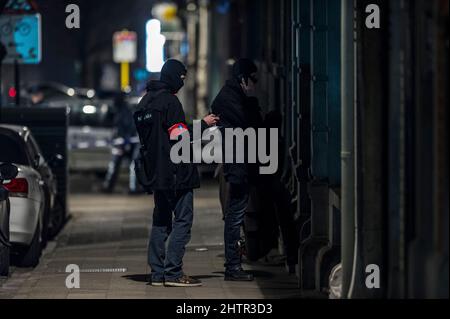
[
  {"left": 28, "top": 86, "right": 45, "bottom": 106},
  {"left": 211, "top": 58, "right": 263, "bottom": 281},
  {"left": 102, "top": 93, "right": 140, "bottom": 194},
  {"left": 260, "top": 110, "right": 300, "bottom": 273},
  {"left": 134, "top": 59, "right": 219, "bottom": 287}
]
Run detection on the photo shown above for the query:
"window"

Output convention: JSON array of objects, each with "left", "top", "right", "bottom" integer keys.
[
  {"left": 0, "top": 134, "right": 29, "bottom": 166},
  {"left": 26, "top": 135, "right": 41, "bottom": 165}
]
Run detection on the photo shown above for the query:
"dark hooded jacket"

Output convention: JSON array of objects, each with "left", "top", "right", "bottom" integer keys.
[
  {"left": 134, "top": 80, "right": 207, "bottom": 191},
  {"left": 114, "top": 94, "right": 137, "bottom": 141},
  {"left": 211, "top": 78, "right": 263, "bottom": 185}
]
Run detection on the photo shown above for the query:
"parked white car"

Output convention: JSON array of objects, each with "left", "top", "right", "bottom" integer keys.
[{"left": 0, "top": 126, "right": 50, "bottom": 267}]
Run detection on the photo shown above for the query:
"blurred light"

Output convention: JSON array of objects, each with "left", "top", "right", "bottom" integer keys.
[
  {"left": 100, "top": 104, "right": 108, "bottom": 114},
  {"left": 82, "top": 126, "right": 92, "bottom": 133},
  {"left": 113, "top": 137, "right": 125, "bottom": 146},
  {"left": 82, "top": 105, "right": 97, "bottom": 114},
  {"left": 8, "top": 87, "right": 17, "bottom": 98},
  {"left": 77, "top": 142, "right": 90, "bottom": 149},
  {"left": 112, "top": 147, "right": 123, "bottom": 156},
  {"left": 124, "top": 86, "right": 132, "bottom": 94},
  {"left": 187, "top": 3, "right": 197, "bottom": 11},
  {"left": 95, "top": 140, "right": 108, "bottom": 148},
  {"left": 152, "top": 3, "right": 178, "bottom": 22},
  {"left": 87, "top": 89, "right": 96, "bottom": 98},
  {"left": 162, "top": 6, "right": 177, "bottom": 20},
  {"left": 146, "top": 19, "right": 166, "bottom": 73},
  {"left": 67, "top": 88, "right": 76, "bottom": 97}
]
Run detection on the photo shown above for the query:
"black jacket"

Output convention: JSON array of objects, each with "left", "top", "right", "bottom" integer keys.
[
  {"left": 211, "top": 78, "right": 263, "bottom": 185},
  {"left": 134, "top": 81, "right": 206, "bottom": 191},
  {"left": 114, "top": 104, "right": 137, "bottom": 141}
]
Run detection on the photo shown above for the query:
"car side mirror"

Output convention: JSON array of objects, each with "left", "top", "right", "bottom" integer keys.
[
  {"left": 0, "top": 163, "right": 19, "bottom": 181},
  {"left": 49, "top": 154, "right": 64, "bottom": 166},
  {"left": 34, "top": 156, "right": 41, "bottom": 168}
]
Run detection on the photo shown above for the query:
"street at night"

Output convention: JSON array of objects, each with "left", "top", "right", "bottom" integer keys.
[
  {"left": 1, "top": 178, "right": 301, "bottom": 299},
  {"left": 0, "top": 0, "right": 448, "bottom": 311}
]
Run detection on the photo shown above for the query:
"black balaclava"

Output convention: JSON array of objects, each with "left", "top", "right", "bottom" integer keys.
[
  {"left": 232, "top": 58, "right": 258, "bottom": 84},
  {"left": 160, "top": 59, "right": 187, "bottom": 94}
]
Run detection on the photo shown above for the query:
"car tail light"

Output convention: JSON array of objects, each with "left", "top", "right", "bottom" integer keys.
[{"left": 3, "top": 178, "right": 29, "bottom": 198}]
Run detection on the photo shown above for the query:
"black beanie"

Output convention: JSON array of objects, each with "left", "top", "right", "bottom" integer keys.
[
  {"left": 232, "top": 58, "right": 258, "bottom": 81},
  {"left": 160, "top": 59, "right": 187, "bottom": 93}
]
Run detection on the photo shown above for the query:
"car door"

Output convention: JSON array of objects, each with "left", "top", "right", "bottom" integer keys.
[
  {"left": 28, "top": 135, "right": 56, "bottom": 203},
  {"left": 23, "top": 135, "right": 46, "bottom": 206}
]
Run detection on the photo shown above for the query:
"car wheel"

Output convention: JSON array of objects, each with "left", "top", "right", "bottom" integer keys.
[
  {"left": 41, "top": 189, "right": 51, "bottom": 249},
  {"left": 0, "top": 244, "right": 10, "bottom": 276},
  {"left": 48, "top": 197, "right": 65, "bottom": 239},
  {"left": 17, "top": 222, "right": 42, "bottom": 268}
]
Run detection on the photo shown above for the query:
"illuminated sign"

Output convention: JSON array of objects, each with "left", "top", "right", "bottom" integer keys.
[
  {"left": 113, "top": 30, "right": 137, "bottom": 63},
  {"left": 146, "top": 19, "right": 166, "bottom": 73},
  {"left": 0, "top": 14, "right": 41, "bottom": 64}
]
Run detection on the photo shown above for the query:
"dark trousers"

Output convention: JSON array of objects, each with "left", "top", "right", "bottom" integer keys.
[
  {"left": 224, "top": 183, "right": 249, "bottom": 272},
  {"left": 270, "top": 178, "right": 299, "bottom": 266},
  {"left": 103, "top": 143, "right": 140, "bottom": 192},
  {"left": 148, "top": 190, "right": 194, "bottom": 281}
]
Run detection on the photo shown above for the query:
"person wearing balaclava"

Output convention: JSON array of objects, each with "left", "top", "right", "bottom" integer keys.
[
  {"left": 211, "top": 58, "right": 264, "bottom": 282},
  {"left": 133, "top": 59, "right": 219, "bottom": 287}
]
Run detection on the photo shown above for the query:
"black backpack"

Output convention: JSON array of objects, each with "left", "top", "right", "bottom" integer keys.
[{"left": 133, "top": 90, "right": 166, "bottom": 193}]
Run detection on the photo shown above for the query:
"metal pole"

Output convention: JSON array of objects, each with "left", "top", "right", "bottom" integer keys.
[
  {"left": 341, "top": 0, "right": 356, "bottom": 299},
  {"left": 120, "top": 62, "right": 130, "bottom": 92},
  {"left": 14, "top": 59, "right": 20, "bottom": 106},
  {"left": 0, "top": 42, "right": 6, "bottom": 119}
]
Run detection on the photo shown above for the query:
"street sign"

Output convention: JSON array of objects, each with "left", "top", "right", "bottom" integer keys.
[
  {"left": 113, "top": 31, "right": 137, "bottom": 63},
  {"left": 0, "top": 14, "right": 41, "bottom": 64},
  {"left": 3, "top": 0, "right": 39, "bottom": 14},
  {"left": 113, "top": 30, "right": 137, "bottom": 92}
]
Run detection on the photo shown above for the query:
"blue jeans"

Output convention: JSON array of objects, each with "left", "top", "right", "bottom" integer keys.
[
  {"left": 148, "top": 190, "right": 194, "bottom": 281},
  {"left": 224, "top": 183, "right": 249, "bottom": 272}
]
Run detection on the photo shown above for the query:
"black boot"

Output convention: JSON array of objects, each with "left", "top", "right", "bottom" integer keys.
[{"left": 224, "top": 268, "right": 254, "bottom": 282}]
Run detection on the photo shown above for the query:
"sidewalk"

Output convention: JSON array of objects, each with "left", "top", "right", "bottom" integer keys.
[{"left": 0, "top": 180, "right": 301, "bottom": 299}]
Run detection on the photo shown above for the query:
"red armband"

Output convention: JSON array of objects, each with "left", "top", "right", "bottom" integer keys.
[{"left": 168, "top": 123, "right": 189, "bottom": 140}]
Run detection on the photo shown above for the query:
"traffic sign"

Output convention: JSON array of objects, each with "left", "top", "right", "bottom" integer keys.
[
  {"left": 3, "top": 0, "right": 39, "bottom": 14},
  {"left": 113, "top": 31, "right": 137, "bottom": 63},
  {"left": 0, "top": 14, "right": 41, "bottom": 64}
]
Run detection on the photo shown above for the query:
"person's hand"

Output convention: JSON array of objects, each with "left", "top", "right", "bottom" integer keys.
[
  {"left": 203, "top": 114, "right": 220, "bottom": 127},
  {"left": 240, "top": 78, "right": 256, "bottom": 96}
]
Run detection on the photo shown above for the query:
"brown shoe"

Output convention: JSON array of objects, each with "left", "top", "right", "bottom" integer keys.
[{"left": 165, "top": 275, "right": 202, "bottom": 287}]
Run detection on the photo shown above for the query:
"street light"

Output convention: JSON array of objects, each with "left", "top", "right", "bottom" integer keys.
[{"left": 146, "top": 19, "right": 166, "bottom": 73}]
